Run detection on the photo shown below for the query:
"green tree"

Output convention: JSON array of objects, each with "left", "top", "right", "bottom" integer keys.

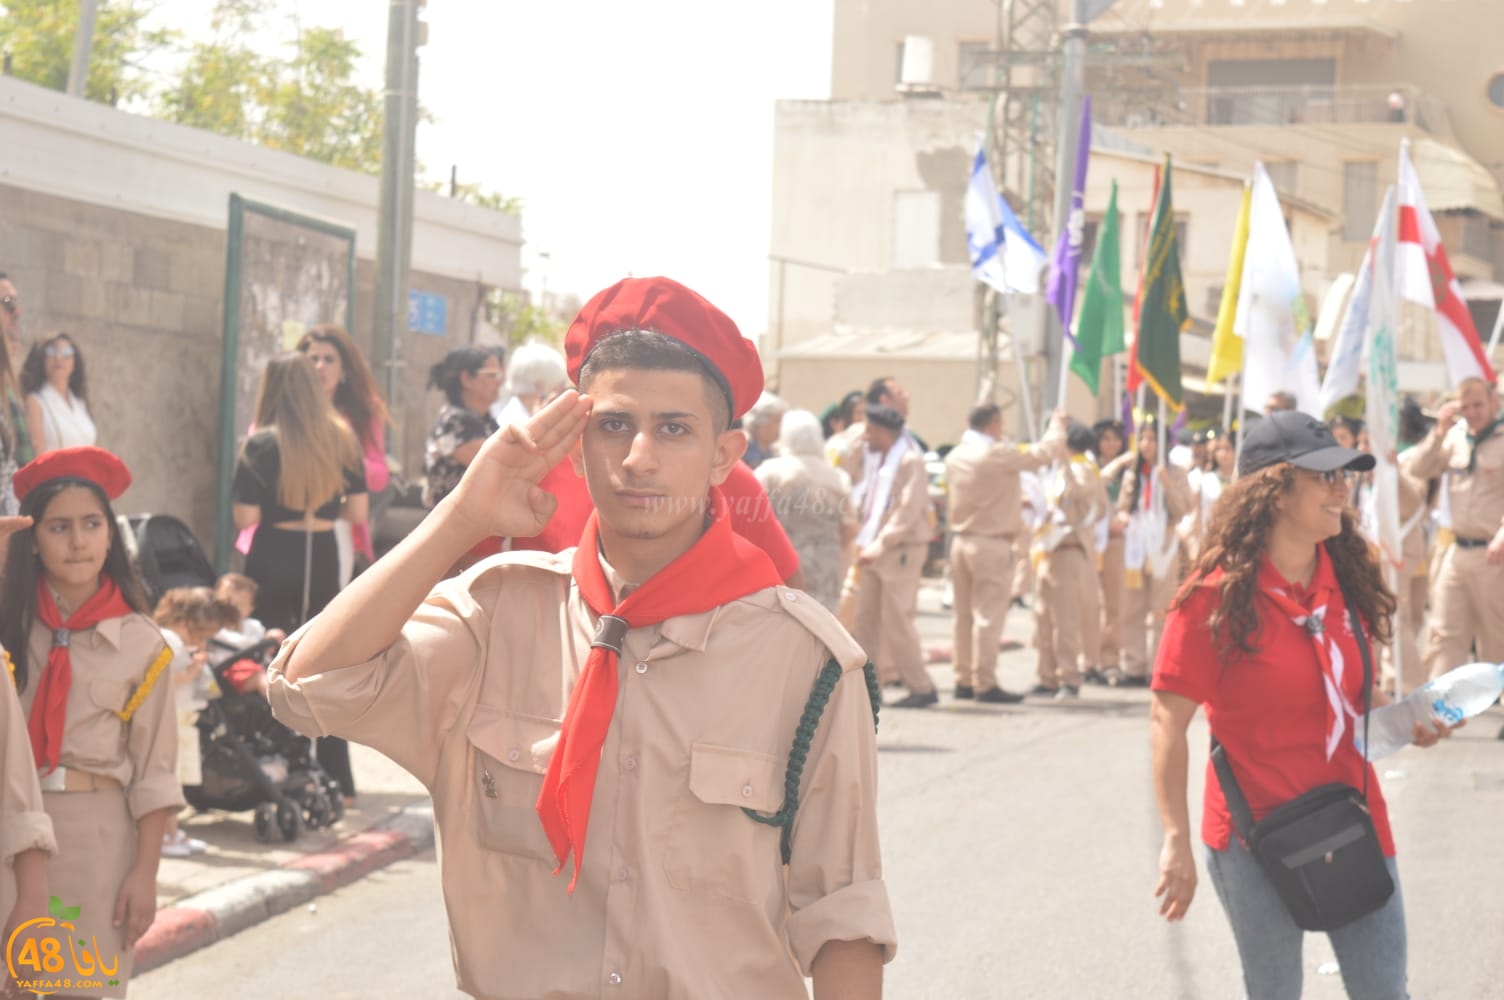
[
  {"left": 156, "top": 0, "right": 270, "bottom": 137},
  {"left": 255, "top": 24, "right": 383, "bottom": 171},
  {"left": 0, "top": 0, "right": 173, "bottom": 105},
  {"left": 490, "top": 289, "right": 565, "bottom": 348}
]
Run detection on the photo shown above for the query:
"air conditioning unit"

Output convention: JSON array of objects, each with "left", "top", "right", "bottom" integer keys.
[{"left": 897, "top": 36, "right": 941, "bottom": 96}]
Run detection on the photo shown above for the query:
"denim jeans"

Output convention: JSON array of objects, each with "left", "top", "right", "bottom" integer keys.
[{"left": 1204, "top": 838, "right": 1409, "bottom": 1000}]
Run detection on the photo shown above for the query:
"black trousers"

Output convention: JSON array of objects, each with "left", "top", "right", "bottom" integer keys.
[{"left": 245, "top": 526, "right": 356, "bottom": 798}]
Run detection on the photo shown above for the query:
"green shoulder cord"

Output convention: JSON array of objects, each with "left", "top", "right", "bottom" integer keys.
[{"left": 743, "top": 660, "right": 882, "bottom": 863}]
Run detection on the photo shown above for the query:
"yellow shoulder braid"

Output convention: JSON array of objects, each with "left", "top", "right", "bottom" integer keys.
[{"left": 116, "top": 646, "right": 174, "bottom": 722}]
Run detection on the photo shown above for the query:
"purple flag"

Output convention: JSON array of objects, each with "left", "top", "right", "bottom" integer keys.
[{"left": 1046, "top": 96, "right": 1092, "bottom": 346}]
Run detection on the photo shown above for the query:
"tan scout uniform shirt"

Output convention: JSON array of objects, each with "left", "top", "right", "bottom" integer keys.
[
  {"left": 18, "top": 615, "right": 184, "bottom": 820},
  {"left": 945, "top": 424, "right": 1066, "bottom": 538},
  {"left": 1054, "top": 458, "right": 1110, "bottom": 551},
  {"left": 1407, "top": 421, "right": 1504, "bottom": 542},
  {"left": 1115, "top": 461, "right": 1193, "bottom": 525},
  {"left": 267, "top": 553, "right": 895, "bottom": 1000},
  {"left": 866, "top": 448, "right": 933, "bottom": 551},
  {"left": 2, "top": 652, "right": 56, "bottom": 903}
]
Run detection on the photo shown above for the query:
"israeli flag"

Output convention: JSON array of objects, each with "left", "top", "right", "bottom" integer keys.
[{"left": 966, "top": 140, "right": 1047, "bottom": 295}]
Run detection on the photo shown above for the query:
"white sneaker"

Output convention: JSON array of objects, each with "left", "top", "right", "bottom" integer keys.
[
  {"left": 161, "top": 837, "right": 193, "bottom": 858},
  {"left": 184, "top": 836, "right": 208, "bottom": 854}
]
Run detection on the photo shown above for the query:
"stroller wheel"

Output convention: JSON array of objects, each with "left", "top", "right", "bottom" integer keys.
[
  {"left": 253, "top": 803, "right": 276, "bottom": 843},
  {"left": 277, "top": 800, "right": 305, "bottom": 842},
  {"left": 304, "top": 790, "right": 331, "bottom": 831},
  {"left": 324, "top": 777, "right": 345, "bottom": 825}
]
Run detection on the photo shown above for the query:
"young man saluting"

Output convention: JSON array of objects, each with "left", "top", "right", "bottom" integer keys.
[{"left": 267, "top": 277, "right": 894, "bottom": 999}]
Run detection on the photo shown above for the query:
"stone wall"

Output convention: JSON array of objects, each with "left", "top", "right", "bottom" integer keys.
[{"left": 0, "top": 184, "right": 488, "bottom": 553}]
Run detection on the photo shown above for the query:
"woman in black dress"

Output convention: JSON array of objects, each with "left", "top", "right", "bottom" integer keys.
[{"left": 232, "top": 353, "right": 367, "bottom": 803}]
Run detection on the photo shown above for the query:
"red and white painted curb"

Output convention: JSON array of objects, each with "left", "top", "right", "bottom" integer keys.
[{"left": 135, "top": 804, "right": 434, "bottom": 974}]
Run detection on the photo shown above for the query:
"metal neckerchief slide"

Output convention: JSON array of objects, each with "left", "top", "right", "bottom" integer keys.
[{"left": 742, "top": 660, "right": 882, "bottom": 863}]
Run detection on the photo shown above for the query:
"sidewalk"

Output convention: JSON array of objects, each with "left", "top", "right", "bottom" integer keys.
[{"left": 138, "top": 741, "right": 433, "bottom": 973}]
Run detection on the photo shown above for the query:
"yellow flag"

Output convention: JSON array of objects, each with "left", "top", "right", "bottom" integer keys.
[{"left": 1206, "top": 181, "right": 1252, "bottom": 385}]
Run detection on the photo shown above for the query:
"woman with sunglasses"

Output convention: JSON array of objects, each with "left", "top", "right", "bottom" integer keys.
[
  {"left": 21, "top": 333, "right": 95, "bottom": 456},
  {"left": 1151, "top": 411, "right": 1456, "bottom": 999}
]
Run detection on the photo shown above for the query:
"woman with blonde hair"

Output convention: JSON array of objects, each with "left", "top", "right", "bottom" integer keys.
[
  {"left": 232, "top": 354, "right": 367, "bottom": 803},
  {"left": 755, "top": 408, "right": 856, "bottom": 611},
  {"left": 296, "top": 324, "right": 390, "bottom": 572}
]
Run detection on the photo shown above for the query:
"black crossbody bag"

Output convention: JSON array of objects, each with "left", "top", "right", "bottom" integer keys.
[{"left": 1211, "top": 600, "right": 1394, "bottom": 932}]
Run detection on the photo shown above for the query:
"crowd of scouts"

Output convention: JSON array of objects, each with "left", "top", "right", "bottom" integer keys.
[{"left": 0, "top": 264, "right": 1500, "bottom": 998}]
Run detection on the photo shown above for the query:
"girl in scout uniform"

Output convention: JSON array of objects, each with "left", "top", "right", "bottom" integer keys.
[{"left": 0, "top": 447, "right": 183, "bottom": 999}]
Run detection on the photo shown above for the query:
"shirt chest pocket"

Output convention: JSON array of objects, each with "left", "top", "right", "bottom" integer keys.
[
  {"left": 664, "top": 743, "right": 786, "bottom": 905},
  {"left": 465, "top": 707, "right": 560, "bottom": 865},
  {"left": 69, "top": 680, "right": 130, "bottom": 757}
]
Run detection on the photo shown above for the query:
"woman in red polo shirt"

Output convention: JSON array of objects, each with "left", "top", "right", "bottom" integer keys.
[{"left": 1149, "top": 411, "right": 1455, "bottom": 999}]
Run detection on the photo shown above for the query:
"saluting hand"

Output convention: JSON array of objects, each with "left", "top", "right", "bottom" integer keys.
[
  {"left": 445, "top": 389, "right": 592, "bottom": 541},
  {"left": 1437, "top": 400, "right": 1461, "bottom": 437}
]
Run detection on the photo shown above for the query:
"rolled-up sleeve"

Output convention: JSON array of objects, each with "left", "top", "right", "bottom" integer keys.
[
  {"left": 2, "top": 675, "right": 56, "bottom": 866},
  {"left": 785, "top": 665, "right": 897, "bottom": 974},
  {"left": 267, "top": 578, "right": 488, "bottom": 789},
  {"left": 125, "top": 639, "right": 186, "bottom": 819}
]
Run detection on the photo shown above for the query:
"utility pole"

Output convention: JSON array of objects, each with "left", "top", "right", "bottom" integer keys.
[
  {"left": 374, "top": 0, "right": 425, "bottom": 464},
  {"left": 1044, "top": 0, "right": 1088, "bottom": 411},
  {"left": 66, "top": 0, "right": 99, "bottom": 98}
]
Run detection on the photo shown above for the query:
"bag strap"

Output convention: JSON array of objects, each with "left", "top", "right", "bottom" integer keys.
[
  {"left": 300, "top": 511, "right": 314, "bottom": 626},
  {"left": 1211, "top": 557, "right": 1377, "bottom": 838}
]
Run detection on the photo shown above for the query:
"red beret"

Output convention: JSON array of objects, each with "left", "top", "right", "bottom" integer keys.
[
  {"left": 13, "top": 446, "right": 132, "bottom": 505},
  {"left": 564, "top": 276, "right": 763, "bottom": 421}
]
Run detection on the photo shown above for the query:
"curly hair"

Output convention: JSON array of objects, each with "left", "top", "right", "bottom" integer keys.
[{"left": 1176, "top": 463, "right": 1395, "bottom": 658}]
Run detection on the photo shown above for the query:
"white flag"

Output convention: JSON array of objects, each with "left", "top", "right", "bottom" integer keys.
[
  {"left": 1318, "top": 261, "right": 1369, "bottom": 415},
  {"left": 1365, "top": 186, "right": 1404, "bottom": 568},
  {"left": 966, "top": 139, "right": 1047, "bottom": 295},
  {"left": 1235, "top": 162, "right": 1322, "bottom": 416}
]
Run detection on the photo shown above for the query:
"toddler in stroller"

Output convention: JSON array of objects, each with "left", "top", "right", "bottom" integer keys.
[{"left": 192, "top": 630, "right": 345, "bottom": 841}]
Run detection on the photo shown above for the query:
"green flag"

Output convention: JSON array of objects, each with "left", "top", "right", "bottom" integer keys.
[
  {"left": 1131, "top": 156, "right": 1189, "bottom": 410},
  {"left": 1069, "top": 180, "right": 1125, "bottom": 395}
]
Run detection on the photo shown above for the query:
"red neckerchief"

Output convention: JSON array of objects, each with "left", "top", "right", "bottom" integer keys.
[
  {"left": 29, "top": 577, "right": 133, "bottom": 773},
  {"left": 1139, "top": 460, "right": 1154, "bottom": 511},
  {"left": 1258, "top": 549, "right": 1358, "bottom": 761},
  {"left": 536, "top": 488, "right": 781, "bottom": 892}
]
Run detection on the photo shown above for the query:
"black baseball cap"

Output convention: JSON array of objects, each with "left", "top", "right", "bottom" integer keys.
[{"left": 1238, "top": 411, "right": 1377, "bottom": 477}]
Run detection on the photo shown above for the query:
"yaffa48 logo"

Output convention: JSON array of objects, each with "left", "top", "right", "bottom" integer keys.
[{"left": 6, "top": 896, "right": 121, "bottom": 993}]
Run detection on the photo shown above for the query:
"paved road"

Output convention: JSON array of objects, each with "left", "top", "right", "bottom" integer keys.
[{"left": 137, "top": 590, "right": 1504, "bottom": 998}]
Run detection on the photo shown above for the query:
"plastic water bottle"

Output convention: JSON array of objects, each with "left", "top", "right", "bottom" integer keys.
[{"left": 1355, "top": 662, "right": 1504, "bottom": 760}]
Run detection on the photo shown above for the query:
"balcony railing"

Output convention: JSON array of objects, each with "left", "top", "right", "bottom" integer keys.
[{"left": 1097, "top": 84, "right": 1446, "bottom": 134}]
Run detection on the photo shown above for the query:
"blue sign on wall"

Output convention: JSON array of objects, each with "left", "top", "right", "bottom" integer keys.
[{"left": 408, "top": 290, "right": 448, "bottom": 335}]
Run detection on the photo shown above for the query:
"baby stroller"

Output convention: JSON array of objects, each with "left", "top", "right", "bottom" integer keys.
[
  {"left": 120, "top": 513, "right": 217, "bottom": 604},
  {"left": 188, "top": 636, "right": 345, "bottom": 842}
]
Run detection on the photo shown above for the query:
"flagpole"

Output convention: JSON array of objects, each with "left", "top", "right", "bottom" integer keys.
[
  {"left": 1220, "top": 372, "right": 1235, "bottom": 434},
  {"left": 1009, "top": 295, "right": 1040, "bottom": 441},
  {"left": 1487, "top": 298, "right": 1504, "bottom": 361},
  {"left": 1056, "top": 340, "right": 1073, "bottom": 419}
]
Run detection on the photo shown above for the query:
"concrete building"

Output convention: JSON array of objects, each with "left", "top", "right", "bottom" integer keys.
[
  {"left": 0, "top": 76, "right": 521, "bottom": 555},
  {"left": 771, "top": 0, "right": 1504, "bottom": 443}
]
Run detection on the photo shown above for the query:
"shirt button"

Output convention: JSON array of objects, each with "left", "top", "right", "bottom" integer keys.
[
  {"left": 616, "top": 866, "right": 630, "bottom": 882},
  {"left": 608, "top": 972, "right": 623, "bottom": 986},
  {"left": 783, "top": 590, "right": 797, "bottom": 601},
  {"left": 622, "top": 755, "right": 638, "bottom": 771},
  {"left": 741, "top": 783, "right": 754, "bottom": 798},
  {"left": 635, "top": 661, "right": 648, "bottom": 674},
  {"left": 507, "top": 748, "right": 521, "bottom": 763}
]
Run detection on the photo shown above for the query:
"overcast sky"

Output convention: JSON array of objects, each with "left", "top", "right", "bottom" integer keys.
[{"left": 146, "top": 0, "right": 836, "bottom": 338}]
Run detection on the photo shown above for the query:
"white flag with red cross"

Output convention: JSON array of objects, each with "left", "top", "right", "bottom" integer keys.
[{"left": 1396, "top": 140, "right": 1495, "bottom": 386}]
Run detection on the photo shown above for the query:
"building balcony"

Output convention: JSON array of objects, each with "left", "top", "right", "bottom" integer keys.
[{"left": 1096, "top": 83, "right": 1446, "bottom": 134}]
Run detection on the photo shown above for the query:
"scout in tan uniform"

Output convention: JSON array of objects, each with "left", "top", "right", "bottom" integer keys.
[
  {"left": 268, "top": 277, "right": 894, "bottom": 1000},
  {"left": 852, "top": 404, "right": 937, "bottom": 708},
  {"left": 1407, "top": 377, "right": 1504, "bottom": 675},
  {"left": 0, "top": 448, "right": 182, "bottom": 999},
  {"left": 1112, "top": 424, "right": 1192, "bottom": 687},
  {"left": 4, "top": 638, "right": 56, "bottom": 998},
  {"left": 943, "top": 404, "right": 1065, "bottom": 703},
  {"left": 1031, "top": 422, "right": 1111, "bottom": 699},
  {"left": 1090, "top": 420, "right": 1131, "bottom": 683}
]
